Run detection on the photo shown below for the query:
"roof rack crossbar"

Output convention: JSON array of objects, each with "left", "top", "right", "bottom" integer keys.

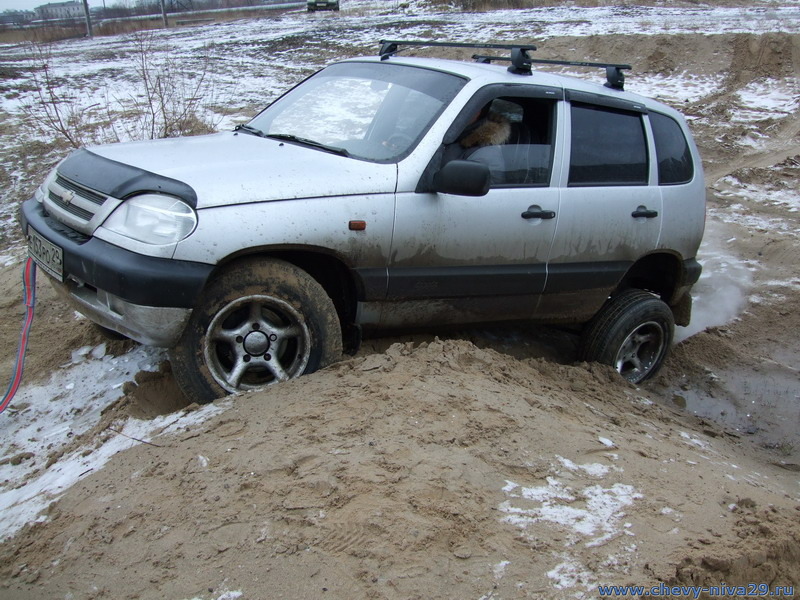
[
  {"left": 378, "top": 39, "right": 537, "bottom": 61},
  {"left": 472, "top": 54, "right": 632, "bottom": 90},
  {"left": 375, "top": 40, "right": 631, "bottom": 90}
]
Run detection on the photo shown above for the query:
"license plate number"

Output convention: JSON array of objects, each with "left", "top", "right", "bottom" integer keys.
[{"left": 27, "top": 227, "right": 64, "bottom": 281}]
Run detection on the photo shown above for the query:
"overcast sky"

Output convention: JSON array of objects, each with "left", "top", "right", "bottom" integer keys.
[{"left": 1, "top": 0, "right": 104, "bottom": 12}]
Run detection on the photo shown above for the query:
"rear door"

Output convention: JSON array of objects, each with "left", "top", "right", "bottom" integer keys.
[{"left": 537, "top": 91, "right": 662, "bottom": 321}]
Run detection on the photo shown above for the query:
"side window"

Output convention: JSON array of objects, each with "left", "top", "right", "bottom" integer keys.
[
  {"left": 454, "top": 97, "right": 556, "bottom": 187},
  {"left": 650, "top": 112, "right": 694, "bottom": 185},
  {"left": 568, "top": 103, "right": 648, "bottom": 186}
]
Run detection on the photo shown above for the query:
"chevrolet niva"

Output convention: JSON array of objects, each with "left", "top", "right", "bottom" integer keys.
[{"left": 22, "top": 41, "right": 705, "bottom": 402}]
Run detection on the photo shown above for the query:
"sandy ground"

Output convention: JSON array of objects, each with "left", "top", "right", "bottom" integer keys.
[{"left": 0, "top": 6, "right": 798, "bottom": 600}]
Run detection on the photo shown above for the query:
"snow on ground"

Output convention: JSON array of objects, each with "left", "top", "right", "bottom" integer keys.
[
  {"left": 396, "top": 2, "right": 800, "bottom": 40},
  {"left": 0, "top": 1, "right": 796, "bottom": 156},
  {"left": 2, "top": 0, "right": 799, "bottom": 124},
  {"left": 733, "top": 79, "right": 800, "bottom": 123},
  {"left": 678, "top": 156, "right": 799, "bottom": 342},
  {"left": 0, "top": 342, "right": 229, "bottom": 541},
  {"left": 499, "top": 452, "right": 642, "bottom": 596},
  {"left": 674, "top": 220, "right": 756, "bottom": 343},
  {"left": 718, "top": 175, "right": 800, "bottom": 212},
  {"left": 629, "top": 72, "right": 725, "bottom": 105},
  {"left": 708, "top": 202, "right": 799, "bottom": 239}
]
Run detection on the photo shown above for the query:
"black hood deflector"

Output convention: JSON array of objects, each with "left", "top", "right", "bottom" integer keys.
[{"left": 57, "top": 148, "right": 198, "bottom": 207}]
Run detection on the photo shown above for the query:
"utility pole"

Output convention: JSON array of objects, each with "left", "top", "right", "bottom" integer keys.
[{"left": 82, "top": 0, "right": 93, "bottom": 37}]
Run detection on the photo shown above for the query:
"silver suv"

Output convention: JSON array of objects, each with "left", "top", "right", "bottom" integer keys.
[{"left": 22, "top": 41, "right": 705, "bottom": 402}]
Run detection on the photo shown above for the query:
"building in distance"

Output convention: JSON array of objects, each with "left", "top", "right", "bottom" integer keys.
[{"left": 35, "top": 1, "right": 83, "bottom": 21}]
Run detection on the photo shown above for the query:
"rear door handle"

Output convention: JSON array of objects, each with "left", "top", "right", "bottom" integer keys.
[
  {"left": 521, "top": 205, "right": 556, "bottom": 220},
  {"left": 631, "top": 206, "right": 659, "bottom": 219}
]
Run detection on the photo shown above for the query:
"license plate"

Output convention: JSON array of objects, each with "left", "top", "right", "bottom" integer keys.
[{"left": 27, "top": 226, "right": 64, "bottom": 281}]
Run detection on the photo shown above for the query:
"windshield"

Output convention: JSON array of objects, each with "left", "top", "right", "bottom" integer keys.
[{"left": 248, "top": 62, "right": 466, "bottom": 162}]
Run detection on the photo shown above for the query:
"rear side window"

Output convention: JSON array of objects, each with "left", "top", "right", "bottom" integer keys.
[
  {"left": 650, "top": 112, "right": 694, "bottom": 185},
  {"left": 568, "top": 103, "right": 648, "bottom": 186}
]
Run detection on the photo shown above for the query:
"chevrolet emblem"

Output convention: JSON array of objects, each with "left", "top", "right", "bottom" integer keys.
[{"left": 61, "top": 189, "right": 75, "bottom": 205}]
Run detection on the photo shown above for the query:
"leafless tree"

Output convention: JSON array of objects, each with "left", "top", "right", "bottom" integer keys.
[{"left": 22, "top": 35, "right": 219, "bottom": 148}]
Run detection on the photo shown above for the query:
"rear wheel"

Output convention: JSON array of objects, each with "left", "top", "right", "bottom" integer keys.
[
  {"left": 170, "top": 258, "right": 342, "bottom": 403},
  {"left": 580, "top": 289, "right": 674, "bottom": 384}
]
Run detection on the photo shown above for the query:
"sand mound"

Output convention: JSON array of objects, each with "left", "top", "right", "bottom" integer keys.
[{"left": 2, "top": 340, "right": 798, "bottom": 599}]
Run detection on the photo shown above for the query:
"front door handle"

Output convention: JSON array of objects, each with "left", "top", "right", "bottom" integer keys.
[
  {"left": 521, "top": 205, "right": 556, "bottom": 220},
  {"left": 631, "top": 206, "right": 659, "bottom": 219}
]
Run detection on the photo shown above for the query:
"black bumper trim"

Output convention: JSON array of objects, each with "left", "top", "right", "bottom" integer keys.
[
  {"left": 385, "top": 264, "right": 547, "bottom": 300},
  {"left": 544, "top": 261, "right": 631, "bottom": 293},
  {"left": 22, "top": 198, "right": 213, "bottom": 308},
  {"left": 684, "top": 257, "right": 702, "bottom": 286}
]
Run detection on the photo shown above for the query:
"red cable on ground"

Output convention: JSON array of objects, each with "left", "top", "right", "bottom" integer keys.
[{"left": 0, "top": 257, "right": 37, "bottom": 415}]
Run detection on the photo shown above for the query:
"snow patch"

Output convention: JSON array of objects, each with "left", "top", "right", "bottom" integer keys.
[
  {"left": 0, "top": 345, "right": 228, "bottom": 541},
  {"left": 500, "top": 479, "right": 641, "bottom": 545}
]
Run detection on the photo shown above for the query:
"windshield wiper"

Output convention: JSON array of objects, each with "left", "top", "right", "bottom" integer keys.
[
  {"left": 266, "top": 133, "right": 349, "bottom": 157},
  {"left": 234, "top": 124, "right": 265, "bottom": 137}
]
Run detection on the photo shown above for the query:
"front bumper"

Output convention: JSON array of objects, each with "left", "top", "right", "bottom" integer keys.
[
  {"left": 49, "top": 277, "right": 192, "bottom": 347},
  {"left": 21, "top": 197, "right": 214, "bottom": 347}
]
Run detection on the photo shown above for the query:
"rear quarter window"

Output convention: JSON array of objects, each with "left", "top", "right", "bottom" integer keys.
[{"left": 650, "top": 112, "right": 694, "bottom": 185}]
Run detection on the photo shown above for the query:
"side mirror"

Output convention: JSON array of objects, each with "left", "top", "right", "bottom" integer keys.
[{"left": 432, "top": 160, "right": 490, "bottom": 197}]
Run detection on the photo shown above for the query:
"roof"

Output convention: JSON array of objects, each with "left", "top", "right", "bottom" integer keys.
[{"left": 343, "top": 54, "right": 679, "bottom": 118}]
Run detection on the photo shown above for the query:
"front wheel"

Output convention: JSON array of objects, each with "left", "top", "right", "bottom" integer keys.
[
  {"left": 580, "top": 289, "right": 674, "bottom": 384},
  {"left": 170, "top": 258, "right": 342, "bottom": 403}
]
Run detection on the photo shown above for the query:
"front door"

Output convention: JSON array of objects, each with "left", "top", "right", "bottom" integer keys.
[{"left": 383, "top": 95, "right": 562, "bottom": 328}]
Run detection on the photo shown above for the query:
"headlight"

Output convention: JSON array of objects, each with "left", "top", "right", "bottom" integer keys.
[{"left": 102, "top": 194, "right": 197, "bottom": 245}]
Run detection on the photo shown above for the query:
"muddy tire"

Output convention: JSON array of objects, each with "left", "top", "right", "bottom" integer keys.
[
  {"left": 170, "top": 257, "right": 342, "bottom": 403},
  {"left": 580, "top": 289, "right": 674, "bottom": 384}
]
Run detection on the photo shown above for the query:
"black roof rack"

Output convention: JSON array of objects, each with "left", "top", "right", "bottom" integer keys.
[
  {"left": 377, "top": 40, "right": 631, "bottom": 91},
  {"left": 378, "top": 40, "right": 536, "bottom": 75},
  {"left": 473, "top": 54, "right": 631, "bottom": 90}
]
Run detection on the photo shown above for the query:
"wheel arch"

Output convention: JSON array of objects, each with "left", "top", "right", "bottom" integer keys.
[
  {"left": 212, "top": 246, "right": 363, "bottom": 352},
  {"left": 614, "top": 251, "right": 695, "bottom": 327},
  {"left": 616, "top": 251, "right": 689, "bottom": 302}
]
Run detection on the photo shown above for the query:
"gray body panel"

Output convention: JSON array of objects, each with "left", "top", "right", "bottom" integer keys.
[{"left": 24, "top": 54, "right": 705, "bottom": 347}]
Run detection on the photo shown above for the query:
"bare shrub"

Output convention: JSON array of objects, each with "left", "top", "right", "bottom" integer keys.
[
  {"left": 107, "top": 32, "right": 218, "bottom": 140},
  {"left": 20, "top": 42, "right": 99, "bottom": 148},
  {"left": 21, "top": 34, "right": 220, "bottom": 149}
]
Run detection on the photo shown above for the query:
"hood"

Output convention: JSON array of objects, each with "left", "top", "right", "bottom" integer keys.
[{"left": 89, "top": 132, "right": 398, "bottom": 209}]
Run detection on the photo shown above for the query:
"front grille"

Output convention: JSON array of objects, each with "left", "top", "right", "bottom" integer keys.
[
  {"left": 44, "top": 173, "right": 111, "bottom": 235},
  {"left": 49, "top": 190, "right": 94, "bottom": 221},
  {"left": 55, "top": 175, "right": 106, "bottom": 205}
]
